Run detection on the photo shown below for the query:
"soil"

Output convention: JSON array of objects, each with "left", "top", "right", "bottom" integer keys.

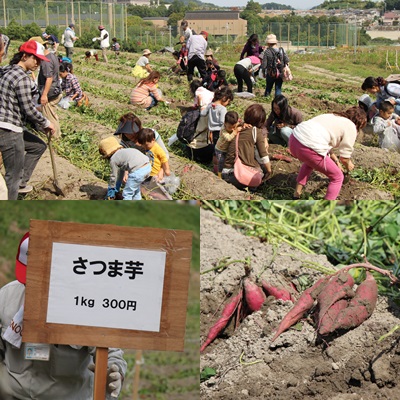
[
  {"left": 14, "top": 56, "right": 400, "bottom": 200},
  {"left": 200, "top": 209, "right": 400, "bottom": 400}
]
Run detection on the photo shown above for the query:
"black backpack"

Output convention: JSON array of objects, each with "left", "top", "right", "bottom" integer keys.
[
  {"left": 266, "top": 47, "right": 284, "bottom": 78},
  {"left": 176, "top": 108, "right": 201, "bottom": 144}
]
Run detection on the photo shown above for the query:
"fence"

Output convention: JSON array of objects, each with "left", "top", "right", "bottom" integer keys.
[{"left": 0, "top": 3, "right": 364, "bottom": 50}]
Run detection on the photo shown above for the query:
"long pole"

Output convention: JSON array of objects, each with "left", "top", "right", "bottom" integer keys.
[
  {"left": 45, "top": 0, "right": 49, "bottom": 27},
  {"left": 94, "top": 348, "right": 108, "bottom": 400},
  {"left": 71, "top": 0, "right": 75, "bottom": 25},
  {"left": 78, "top": 2, "right": 81, "bottom": 37},
  {"left": 3, "top": 0, "right": 6, "bottom": 28},
  {"left": 132, "top": 350, "right": 142, "bottom": 400}
]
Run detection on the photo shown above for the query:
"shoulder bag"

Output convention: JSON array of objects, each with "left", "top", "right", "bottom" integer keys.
[{"left": 233, "top": 127, "right": 263, "bottom": 187}]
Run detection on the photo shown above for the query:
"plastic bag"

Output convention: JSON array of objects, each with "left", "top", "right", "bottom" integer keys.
[
  {"left": 160, "top": 172, "right": 180, "bottom": 195},
  {"left": 58, "top": 96, "right": 73, "bottom": 110},
  {"left": 168, "top": 133, "right": 179, "bottom": 146},
  {"left": 381, "top": 127, "right": 400, "bottom": 153}
]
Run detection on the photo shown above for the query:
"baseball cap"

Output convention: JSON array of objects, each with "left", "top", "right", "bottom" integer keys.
[
  {"left": 69, "top": 23, "right": 75, "bottom": 28},
  {"left": 20, "top": 40, "right": 49, "bottom": 61},
  {"left": 16, "top": 232, "right": 29, "bottom": 284},
  {"left": 200, "top": 31, "right": 208, "bottom": 40}
]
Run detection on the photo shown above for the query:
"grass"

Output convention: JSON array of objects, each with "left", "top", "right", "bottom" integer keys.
[{"left": 202, "top": 200, "right": 400, "bottom": 303}]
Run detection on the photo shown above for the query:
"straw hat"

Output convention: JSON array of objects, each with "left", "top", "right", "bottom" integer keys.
[
  {"left": 99, "top": 136, "right": 123, "bottom": 158},
  {"left": 143, "top": 49, "right": 152, "bottom": 56},
  {"left": 266, "top": 34, "right": 277, "bottom": 44}
]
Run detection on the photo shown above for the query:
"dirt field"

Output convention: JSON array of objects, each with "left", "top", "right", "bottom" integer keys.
[
  {"left": 14, "top": 53, "right": 400, "bottom": 200},
  {"left": 200, "top": 208, "right": 400, "bottom": 399}
]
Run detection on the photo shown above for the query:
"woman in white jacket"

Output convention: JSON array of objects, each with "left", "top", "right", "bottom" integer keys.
[{"left": 289, "top": 107, "right": 367, "bottom": 200}]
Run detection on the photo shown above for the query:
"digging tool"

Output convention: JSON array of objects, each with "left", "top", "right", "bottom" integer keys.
[{"left": 47, "top": 133, "right": 65, "bottom": 196}]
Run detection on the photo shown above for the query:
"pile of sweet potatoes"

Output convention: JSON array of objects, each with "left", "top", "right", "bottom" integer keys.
[
  {"left": 201, "top": 274, "right": 295, "bottom": 352},
  {"left": 201, "top": 262, "right": 398, "bottom": 351},
  {"left": 272, "top": 268, "right": 381, "bottom": 341}
]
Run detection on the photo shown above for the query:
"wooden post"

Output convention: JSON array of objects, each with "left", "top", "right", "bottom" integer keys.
[
  {"left": 94, "top": 347, "right": 108, "bottom": 400},
  {"left": 132, "top": 350, "right": 143, "bottom": 400}
]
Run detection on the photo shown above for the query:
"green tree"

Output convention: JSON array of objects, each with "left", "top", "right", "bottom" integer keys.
[{"left": 244, "top": 0, "right": 262, "bottom": 14}]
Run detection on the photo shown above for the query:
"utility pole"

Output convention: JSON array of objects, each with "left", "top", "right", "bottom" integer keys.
[
  {"left": 45, "top": 0, "right": 49, "bottom": 27},
  {"left": 3, "top": 0, "right": 6, "bottom": 28}
]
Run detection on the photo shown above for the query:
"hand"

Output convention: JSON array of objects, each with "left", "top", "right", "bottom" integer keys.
[
  {"left": 276, "top": 123, "right": 285, "bottom": 129},
  {"left": 45, "top": 122, "right": 56, "bottom": 136},
  {"left": 107, "top": 364, "right": 123, "bottom": 398},
  {"left": 340, "top": 157, "right": 354, "bottom": 172},
  {"left": 40, "top": 94, "right": 49, "bottom": 106}
]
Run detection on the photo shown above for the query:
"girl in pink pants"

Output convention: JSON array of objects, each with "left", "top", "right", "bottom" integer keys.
[{"left": 289, "top": 107, "right": 367, "bottom": 200}]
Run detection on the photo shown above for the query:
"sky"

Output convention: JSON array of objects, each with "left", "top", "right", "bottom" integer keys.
[{"left": 210, "top": 1, "right": 323, "bottom": 9}]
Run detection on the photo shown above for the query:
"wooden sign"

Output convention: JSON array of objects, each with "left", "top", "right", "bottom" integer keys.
[{"left": 23, "top": 220, "right": 192, "bottom": 352}]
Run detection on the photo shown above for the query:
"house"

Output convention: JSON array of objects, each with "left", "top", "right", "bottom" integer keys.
[
  {"left": 383, "top": 11, "right": 400, "bottom": 26},
  {"left": 181, "top": 11, "right": 247, "bottom": 39}
]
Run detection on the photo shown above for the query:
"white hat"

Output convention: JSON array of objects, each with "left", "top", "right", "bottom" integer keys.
[{"left": 266, "top": 34, "right": 277, "bottom": 44}]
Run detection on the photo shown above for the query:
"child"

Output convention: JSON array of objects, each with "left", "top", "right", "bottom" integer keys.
[
  {"left": 203, "top": 69, "right": 228, "bottom": 92},
  {"left": 130, "top": 71, "right": 167, "bottom": 111},
  {"left": 372, "top": 99, "right": 400, "bottom": 150},
  {"left": 202, "top": 86, "right": 234, "bottom": 173},
  {"left": 111, "top": 38, "right": 120, "bottom": 58},
  {"left": 214, "top": 111, "right": 240, "bottom": 177},
  {"left": 59, "top": 62, "right": 88, "bottom": 107},
  {"left": 85, "top": 49, "right": 99, "bottom": 62},
  {"left": 177, "top": 36, "right": 188, "bottom": 73},
  {"left": 137, "top": 128, "right": 170, "bottom": 182},
  {"left": 202, "top": 86, "right": 234, "bottom": 145},
  {"left": 99, "top": 136, "right": 151, "bottom": 200}
]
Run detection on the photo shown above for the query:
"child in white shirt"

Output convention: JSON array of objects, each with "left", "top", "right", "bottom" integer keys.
[{"left": 372, "top": 99, "right": 400, "bottom": 151}]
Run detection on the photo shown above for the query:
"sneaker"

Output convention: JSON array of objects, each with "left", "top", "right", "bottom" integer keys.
[{"left": 18, "top": 185, "right": 33, "bottom": 194}]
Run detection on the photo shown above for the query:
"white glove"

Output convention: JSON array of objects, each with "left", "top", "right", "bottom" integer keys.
[
  {"left": 88, "top": 363, "right": 123, "bottom": 398},
  {"left": 107, "top": 363, "right": 123, "bottom": 398},
  {"left": 92, "top": 37, "right": 97, "bottom": 42}
]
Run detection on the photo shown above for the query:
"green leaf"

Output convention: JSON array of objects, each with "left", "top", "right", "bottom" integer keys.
[{"left": 200, "top": 367, "right": 217, "bottom": 382}]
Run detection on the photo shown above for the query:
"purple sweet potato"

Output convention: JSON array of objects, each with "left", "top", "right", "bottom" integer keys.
[
  {"left": 316, "top": 271, "right": 355, "bottom": 328},
  {"left": 318, "top": 299, "right": 349, "bottom": 335},
  {"left": 244, "top": 278, "right": 266, "bottom": 312},
  {"left": 262, "top": 281, "right": 295, "bottom": 302},
  {"left": 325, "top": 272, "right": 378, "bottom": 333},
  {"left": 271, "top": 275, "right": 330, "bottom": 342},
  {"left": 200, "top": 290, "right": 243, "bottom": 353}
]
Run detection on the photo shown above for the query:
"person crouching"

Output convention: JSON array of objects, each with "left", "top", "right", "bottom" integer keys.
[{"left": 99, "top": 136, "right": 151, "bottom": 200}]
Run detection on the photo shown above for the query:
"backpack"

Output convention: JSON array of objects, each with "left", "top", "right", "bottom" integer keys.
[
  {"left": 265, "top": 47, "right": 284, "bottom": 78},
  {"left": 176, "top": 108, "right": 201, "bottom": 144}
]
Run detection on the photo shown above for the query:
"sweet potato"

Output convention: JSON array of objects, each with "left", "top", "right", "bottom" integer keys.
[
  {"left": 271, "top": 275, "right": 329, "bottom": 342},
  {"left": 316, "top": 271, "right": 355, "bottom": 328},
  {"left": 318, "top": 299, "right": 349, "bottom": 336},
  {"left": 244, "top": 278, "right": 266, "bottom": 312},
  {"left": 326, "top": 272, "right": 378, "bottom": 333},
  {"left": 262, "top": 281, "right": 295, "bottom": 302},
  {"left": 200, "top": 290, "right": 243, "bottom": 353}
]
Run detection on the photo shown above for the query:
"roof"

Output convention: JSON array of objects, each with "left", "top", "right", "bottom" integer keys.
[
  {"left": 184, "top": 11, "right": 241, "bottom": 20},
  {"left": 142, "top": 17, "right": 169, "bottom": 21}
]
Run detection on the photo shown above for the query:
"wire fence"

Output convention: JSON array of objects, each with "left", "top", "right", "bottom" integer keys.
[{"left": 0, "top": 3, "right": 365, "bottom": 49}]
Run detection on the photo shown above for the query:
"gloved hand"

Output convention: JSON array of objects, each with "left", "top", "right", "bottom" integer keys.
[
  {"left": 105, "top": 187, "right": 116, "bottom": 200},
  {"left": 88, "top": 363, "right": 123, "bottom": 398},
  {"left": 107, "top": 363, "right": 123, "bottom": 398}
]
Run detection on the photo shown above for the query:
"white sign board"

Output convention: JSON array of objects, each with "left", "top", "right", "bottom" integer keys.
[{"left": 46, "top": 243, "right": 166, "bottom": 332}]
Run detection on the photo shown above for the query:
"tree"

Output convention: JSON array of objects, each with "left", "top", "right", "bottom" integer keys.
[{"left": 244, "top": 0, "right": 262, "bottom": 14}]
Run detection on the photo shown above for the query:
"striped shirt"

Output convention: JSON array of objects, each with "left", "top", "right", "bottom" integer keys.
[
  {"left": 61, "top": 72, "right": 83, "bottom": 101},
  {"left": 130, "top": 82, "right": 162, "bottom": 108},
  {"left": 0, "top": 65, "right": 49, "bottom": 133}
]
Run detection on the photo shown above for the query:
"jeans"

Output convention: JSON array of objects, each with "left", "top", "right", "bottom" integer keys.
[
  {"left": 265, "top": 75, "right": 283, "bottom": 97},
  {"left": 289, "top": 135, "right": 344, "bottom": 200},
  {"left": 123, "top": 163, "right": 151, "bottom": 200},
  {"left": 146, "top": 93, "right": 158, "bottom": 110},
  {"left": 268, "top": 126, "right": 293, "bottom": 146}
]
